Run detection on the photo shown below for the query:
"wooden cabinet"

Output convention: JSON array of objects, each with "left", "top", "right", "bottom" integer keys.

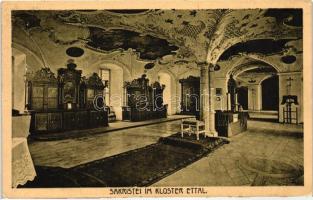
[
  {"left": 30, "top": 110, "right": 108, "bottom": 134},
  {"left": 128, "top": 106, "right": 167, "bottom": 122},
  {"left": 122, "top": 106, "right": 131, "bottom": 120},
  {"left": 27, "top": 68, "right": 58, "bottom": 111},
  {"left": 63, "top": 111, "right": 76, "bottom": 131},
  {"left": 76, "top": 110, "right": 89, "bottom": 129},
  {"left": 215, "top": 111, "right": 248, "bottom": 137},
  {"left": 47, "top": 113, "right": 62, "bottom": 131},
  {"left": 123, "top": 74, "right": 167, "bottom": 121},
  {"left": 27, "top": 63, "right": 108, "bottom": 135},
  {"left": 31, "top": 112, "right": 62, "bottom": 133},
  {"left": 90, "top": 110, "right": 107, "bottom": 127},
  {"left": 33, "top": 113, "right": 48, "bottom": 131},
  {"left": 78, "top": 77, "right": 87, "bottom": 109},
  {"left": 58, "top": 62, "right": 82, "bottom": 110}
]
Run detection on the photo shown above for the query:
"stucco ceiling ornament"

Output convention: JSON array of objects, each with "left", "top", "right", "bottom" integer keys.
[
  {"left": 13, "top": 11, "right": 91, "bottom": 46},
  {"left": 44, "top": 17, "right": 90, "bottom": 45},
  {"left": 14, "top": 9, "right": 303, "bottom": 70},
  {"left": 207, "top": 9, "right": 302, "bottom": 64},
  {"left": 219, "top": 53, "right": 280, "bottom": 77},
  {"left": 12, "top": 11, "right": 42, "bottom": 31},
  {"left": 283, "top": 39, "right": 303, "bottom": 54},
  {"left": 54, "top": 10, "right": 230, "bottom": 63}
]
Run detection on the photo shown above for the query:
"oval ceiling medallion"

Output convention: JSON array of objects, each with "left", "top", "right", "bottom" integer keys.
[
  {"left": 144, "top": 63, "right": 155, "bottom": 69},
  {"left": 281, "top": 55, "right": 296, "bottom": 64},
  {"left": 214, "top": 64, "right": 221, "bottom": 71},
  {"left": 66, "top": 47, "right": 85, "bottom": 57}
]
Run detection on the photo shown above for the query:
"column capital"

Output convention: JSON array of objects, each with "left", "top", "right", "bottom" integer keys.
[
  {"left": 196, "top": 61, "right": 215, "bottom": 69},
  {"left": 196, "top": 61, "right": 208, "bottom": 68}
]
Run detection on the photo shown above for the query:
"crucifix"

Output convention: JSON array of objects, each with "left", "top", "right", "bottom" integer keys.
[{"left": 286, "top": 77, "right": 293, "bottom": 95}]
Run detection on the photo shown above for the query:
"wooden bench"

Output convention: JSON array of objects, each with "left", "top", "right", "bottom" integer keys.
[{"left": 181, "top": 119, "right": 205, "bottom": 140}]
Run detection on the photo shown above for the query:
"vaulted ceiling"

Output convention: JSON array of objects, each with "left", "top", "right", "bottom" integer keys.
[{"left": 12, "top": 9, "right": 303, "bottom": 70}]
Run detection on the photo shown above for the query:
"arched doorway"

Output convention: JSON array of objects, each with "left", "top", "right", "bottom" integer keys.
[
  {"left": 237, "top": 86, "right": 248, "bottom": 110},
  {"left": 261, "top": 75, "right": 279, "bottom": 111},
  {"left": 158, "top": 72, "right": 172, "bottom": 115}
]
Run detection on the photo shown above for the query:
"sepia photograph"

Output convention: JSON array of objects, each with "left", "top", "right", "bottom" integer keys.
[{"left": 2, "top": 0, "right": 312, "bottom": 198}]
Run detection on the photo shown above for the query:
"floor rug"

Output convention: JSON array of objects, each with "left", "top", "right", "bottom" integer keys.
[{"left": 21, "top": 133, "right": 228, "bottom": 187}]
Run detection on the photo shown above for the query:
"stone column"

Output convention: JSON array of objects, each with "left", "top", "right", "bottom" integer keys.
[
  {"left": 208, "top": 64, "right": 218, "bottom": 136},
  {"left": 256, "top": 84, "right": 262, "bottom": 111},
  {"left": 227, "top": 93, "right": 231, "bottom": 110},
  {"left": 199, "top": 62, "right": 217, "bottom": 137},
  {"left": 199, "top": 62, "right": 209, "bottom": 136}
]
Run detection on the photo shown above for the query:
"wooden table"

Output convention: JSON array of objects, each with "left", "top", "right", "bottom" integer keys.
[{"left": 180, "top": 119, "right": 205, "bottom": 140}]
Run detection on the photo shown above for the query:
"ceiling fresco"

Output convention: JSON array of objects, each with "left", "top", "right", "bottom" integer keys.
[
  {"left": 86, "top": 27, "right": 178, "bottom": 61},
  {"left": 264, "top": 9, "right": 303, "bottom": 27},
  {"left": 12, "top": 9, "right": 303, "bottom": 73}
]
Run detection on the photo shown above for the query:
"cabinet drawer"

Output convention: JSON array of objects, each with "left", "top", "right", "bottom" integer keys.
[
  {"left": 48, "top": 113, "right": 62, "bottom": 131},
  {"left": 34, "top": 113, "right": 48, "bottom": 131},
  {"left": 76, "top": 111, "right": 89, "bottom": 129},
  {"left": 63, "top": 112, "right": 76, "bottom": 130}
]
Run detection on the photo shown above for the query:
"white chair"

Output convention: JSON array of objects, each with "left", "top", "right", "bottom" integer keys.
[{"left": 180, "top": 119, "right": 206, "bottom": 140}]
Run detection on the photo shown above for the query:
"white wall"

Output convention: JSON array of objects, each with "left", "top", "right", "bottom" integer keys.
[
  {"left": 213, "top": 76, "right": 228, "bottom": 111},
  {"left": 12, "top": 48, "right": 27, "bottom": 113}
]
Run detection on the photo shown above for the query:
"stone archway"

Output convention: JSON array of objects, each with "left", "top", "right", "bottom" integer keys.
[{"left": 224, "top": 57, "right": 278, "bottom": 111}]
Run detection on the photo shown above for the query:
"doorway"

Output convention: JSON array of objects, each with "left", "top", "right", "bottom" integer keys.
[
  {"left": 261, "top": 75, "right": 279, "bottom": 111},
  {"left": 158, "top": 72, "right": 172, "bottom": 115},
  {"left": 237, "top": 86, "right": 248, "bottom": 110}
]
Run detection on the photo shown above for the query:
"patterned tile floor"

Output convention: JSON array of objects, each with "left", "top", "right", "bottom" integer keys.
[{"left": 28, "top": 119, "right": 303, "bottom": 186}]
